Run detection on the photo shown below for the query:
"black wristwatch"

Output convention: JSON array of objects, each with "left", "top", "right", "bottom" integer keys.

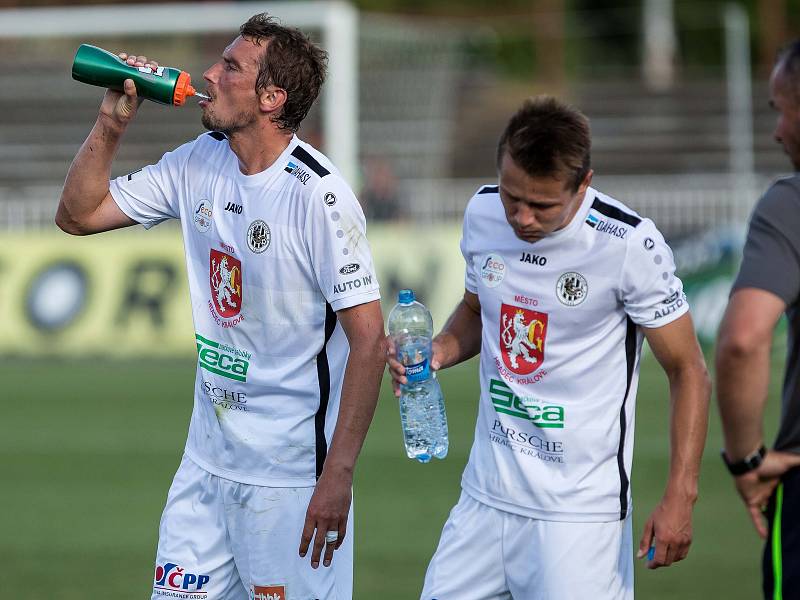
[{"left": 721, "top": 445, "right": 767, "bottom": 476}]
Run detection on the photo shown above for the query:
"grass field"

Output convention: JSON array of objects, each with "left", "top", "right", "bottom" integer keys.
[{"left": 0, "top": 347, "right": 784, "bottom": 599}]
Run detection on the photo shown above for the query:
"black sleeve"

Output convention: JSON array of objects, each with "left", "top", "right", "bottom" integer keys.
[{"left": 733, "top": 179, "right": 800, "bottom": 305}]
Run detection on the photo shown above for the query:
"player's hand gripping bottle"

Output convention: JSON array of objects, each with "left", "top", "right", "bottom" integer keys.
[
  {"left": 71, "top": 44, "right": 207, "bottom": 106},
  {"left": 388, "top": 289, "right": 449, "bottom": 463}
]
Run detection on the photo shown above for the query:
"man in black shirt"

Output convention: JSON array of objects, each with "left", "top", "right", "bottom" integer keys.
[{"left": 717, "top": 39, "right": 800, "bottom": 599}]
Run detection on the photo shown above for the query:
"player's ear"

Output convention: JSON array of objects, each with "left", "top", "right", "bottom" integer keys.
[
  {"left": 577, "top": 169, "right": 593, "bottom": 194},
  {"left": 259, "top": 86, "right": 287, "bottom": 115}
]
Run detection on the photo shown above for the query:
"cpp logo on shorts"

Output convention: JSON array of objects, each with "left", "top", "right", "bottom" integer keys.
[
  {"left": 154, "top": 562, "right": 210, "bottom": 595},
  {"left": 250, "top": 584, "right": 286, "bottom": 600}
]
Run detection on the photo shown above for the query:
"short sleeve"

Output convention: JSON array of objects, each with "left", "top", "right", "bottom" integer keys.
[
  {"left": 733, "top": 180, "right": 800, "bottom": 305},
  {"left": 621, "top": 219, "right": 689, "bottom": 328},
  {"left": 109, "top": 140, "right": 194, "bottom": 229},
  {"left": 461, "top": 202, "right": 479, "bottom": 293},
  {"left": 305, "top": 176, "right": 381, "bottom": 312}
]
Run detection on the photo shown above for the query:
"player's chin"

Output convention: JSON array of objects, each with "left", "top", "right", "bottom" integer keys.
[{"left": 514, "top": 229, "right": 544, "bottom": 243}]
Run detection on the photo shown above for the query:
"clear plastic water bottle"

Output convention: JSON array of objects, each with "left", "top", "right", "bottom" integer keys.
[{"left": 388, "top": 289, "right": 449, "bottom": 463}]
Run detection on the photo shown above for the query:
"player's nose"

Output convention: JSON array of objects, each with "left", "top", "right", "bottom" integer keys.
[
  {"left": 514, "top": 206, "right": 537, "bottom": 228},
  {"left": 203, "top": 62, "right": 220, "bottom": 86}
]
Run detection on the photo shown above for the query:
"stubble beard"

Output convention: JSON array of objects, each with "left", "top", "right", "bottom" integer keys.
[{"left": 201, "top": 107, "right": 258, "bottom": 137}]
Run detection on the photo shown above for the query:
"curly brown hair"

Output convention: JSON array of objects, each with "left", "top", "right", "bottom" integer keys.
[{"left": 239, "top": 13, "right": 328, "bottom": 133}]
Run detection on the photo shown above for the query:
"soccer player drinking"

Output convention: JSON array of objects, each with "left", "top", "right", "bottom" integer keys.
[
  {"left": 388, "top": 96, "right": 711, "bottom": 599},
  {"left": 56, "top": 13, "right": 385, "bottom": 600}
]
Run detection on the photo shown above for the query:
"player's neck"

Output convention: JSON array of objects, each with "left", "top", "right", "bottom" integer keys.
[
  {"left": 229, "top": 126, "right": 294, "bottom": 176},
  {"left": 556, "top": 189, "right": 588, "bottom": 232}
]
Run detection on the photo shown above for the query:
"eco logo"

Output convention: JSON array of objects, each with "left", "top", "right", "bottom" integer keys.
[
  {"left": 489, "top": 378, "right": 564, "bottom": 428},
  {"left": 500, "top": 303, "right": 548, "bottom": 375},
  {"left": 480, "top": 253, "right": 506, "bottom": 288},
  {"left": 210, "top": 249, "right": 242, "bottom": 319},
  {"left": 196, "top": 333, "right": 251, "bottom": 382},
  {"left": 193, "top": 199, "right": 212, "bottom": 233}
]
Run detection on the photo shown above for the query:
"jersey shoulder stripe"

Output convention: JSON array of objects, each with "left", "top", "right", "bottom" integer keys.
[
  {"left": 591, "top": 197, "right": 642, "bottom": 227},
  {"left": 477, "top": 184, "right": 499, "bottom": 195},
  {"left": 206, "top": 131, "right": 227, "bottom": 141},
  {"left": 290, "top": 146, "right": 331, "bottom": 178}
]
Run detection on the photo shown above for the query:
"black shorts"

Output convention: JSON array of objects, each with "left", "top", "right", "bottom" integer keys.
[{"left": 763, "top": 467, "right": 800, "bottom": 599}]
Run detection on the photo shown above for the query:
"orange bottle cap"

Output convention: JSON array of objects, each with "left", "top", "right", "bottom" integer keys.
[{"left": 173, "top": 70, "right": 195, "bottom": 106}]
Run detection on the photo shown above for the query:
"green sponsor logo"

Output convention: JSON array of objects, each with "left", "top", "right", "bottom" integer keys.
[
  {"left": 489, "top": 378, "right": 564, "bottom": 428},
  {"left": 195, "top": 333, "right": 251, "bottom": 382}
]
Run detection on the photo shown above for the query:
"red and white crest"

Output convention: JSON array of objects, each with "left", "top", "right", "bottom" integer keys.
[
  {"left": 210, "top": 249, "right": 242, "bottom": 318},
  {"left": 500, "top": 303, "right": 548, "bottom": 375}
]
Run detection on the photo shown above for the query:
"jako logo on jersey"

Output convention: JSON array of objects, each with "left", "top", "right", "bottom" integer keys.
[
  {"left": 556, "top": 272, "right": 588, "bottom": 307},
  {"left": 193, "top": 199, "right": 212, "bottom": 233},
  {"left": 284, "top": 161, "right": 311, "bottom": 185},
  {"left": 250, "top": 584, "right": 286, "bottom": 600},
  {"left": 480, "top": 253, "right": 506, "bottom": 288},
  {"left": 196, "top": 333, "right": 251, "bottom": 382},
  {"left": 224, "top": 201, "right": 243, "bottom": 215},
  {"left": 154, "top": 562, "right": 210, "bottom": 594},
  {"left": 333, "top": 275, "right": 373, "bottom": 294},
  {"left": 489, "top": 378, "right": 564, "bottom": 428},
  {"left": 500, "top": 304, "right": 548, "bottom": 375},
  {"left": 519, "top": 252, "right": 547, "bottom": 266},
  {"left": 210, "top": 249, "right": 242, "bottom": 319},
  {"left": 323, "top": 192, "right": 337, "bottom": 206},
  {"left": 338, "top": 263, "right": 360, "bottom": 275}
]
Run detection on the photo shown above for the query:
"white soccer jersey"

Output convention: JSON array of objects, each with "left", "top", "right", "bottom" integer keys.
[
  {"left": 459, "top": 184, "right": 688, "bottom": 522},
  {"left": 110, "top": 133, "right": 380, "bottom": 486}
]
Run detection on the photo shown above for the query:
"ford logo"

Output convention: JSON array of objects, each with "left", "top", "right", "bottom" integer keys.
[{"left": 338, "top": 263, "right": 360, "bottom": 275}]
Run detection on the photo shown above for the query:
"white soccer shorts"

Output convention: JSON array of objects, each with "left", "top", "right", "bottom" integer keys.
[
  {"left": 421, "top": 491, "right": 633, "bottom": 600},
  {"left": 150, "top": 454, "right": 353, "bottom": 600}
]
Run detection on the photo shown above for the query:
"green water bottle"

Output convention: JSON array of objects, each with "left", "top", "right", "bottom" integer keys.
[{"left": 71, "top": 44, "right": 205, "bottom": 106}]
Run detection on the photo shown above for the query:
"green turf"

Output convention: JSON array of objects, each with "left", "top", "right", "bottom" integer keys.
[{"left": 0, "top": 347, "right": 784, "bottom": 599}]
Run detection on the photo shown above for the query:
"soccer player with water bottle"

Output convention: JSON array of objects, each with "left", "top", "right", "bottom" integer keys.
[
  {"left": 57, "top": 14, "right": 385, "bottom": 600},
  {"left": 388, "top": 96, "right": 711, "bottom": 599}
]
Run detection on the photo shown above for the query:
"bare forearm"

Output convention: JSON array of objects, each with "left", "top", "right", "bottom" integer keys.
[
  {"left": 324, "top": 333, "right": 385, "bottom": 474},
  {"left": 434, "top": 299, "right": 482, "bottom": 369},
  {"left": 716, "top": 342, "right": 771, "bottom": 459},
  {"left": 57, "top": 114, "right": 125, "bottom": 229},
  {"left": 665, "top": 365, "right": 710, "bottom": 500}
]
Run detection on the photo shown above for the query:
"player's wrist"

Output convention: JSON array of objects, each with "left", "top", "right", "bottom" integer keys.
[
  {"left": 721, "top": 444, "right": 766, "bottom": 476},
  {"left": 663, "top": 479, "right": 699, "bottom": 504},
  {"left": 320, "top": 458, "right": 355, "bottom": 479},
  {"left": 432, "top": 331, "right": 459, "bottom": 369},
  {"left": 96, "top": 111, "right": 128, "bottom": 136}
]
